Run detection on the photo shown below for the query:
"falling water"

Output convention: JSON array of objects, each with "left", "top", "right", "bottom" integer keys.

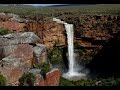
[
  {"left": 64, "top": 23, "right": 74, "bottom": 73},
  {"left": 53, "top": 18, "right": 87, "bottom": 81}
]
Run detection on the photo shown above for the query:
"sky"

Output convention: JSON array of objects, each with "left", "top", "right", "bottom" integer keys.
[{"left": 24, "top": 4, "right": 66, "bottom": 6}]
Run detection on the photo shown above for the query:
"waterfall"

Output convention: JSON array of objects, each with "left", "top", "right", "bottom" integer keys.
[
  {"left": 53, "top": 18, "right": 87, "bottom": 81},
  {"left": 64, "top": 23, "right": 74, "bottom": 74}
]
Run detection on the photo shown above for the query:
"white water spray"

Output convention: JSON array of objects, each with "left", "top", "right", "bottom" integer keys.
[{"left": 53, "top": 18, "right": 87, "bottom": 81}]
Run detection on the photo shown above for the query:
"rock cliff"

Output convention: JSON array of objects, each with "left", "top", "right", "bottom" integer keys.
[
  {"left": 0, "top": 13, "right": 120, "bottom": 79},
  {"left": 0, "top": 32, "right": 60, "bottom": 86}
]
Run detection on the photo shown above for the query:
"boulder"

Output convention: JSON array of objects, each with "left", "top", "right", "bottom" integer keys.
[
  {"left": 33, "top": 44, "right": 47, "bottom": 64},
  {"left": 0, "top": 44, "right": 33, "bottom": 84},
  {"left": 0, "top": 32, "right": 40, "bottom": 45},
  {"left": 0, "top": 32, "right": 49, "bottom": 85},
  {"left": 34, "top": 68, "right": 61, "bottom": 86}
]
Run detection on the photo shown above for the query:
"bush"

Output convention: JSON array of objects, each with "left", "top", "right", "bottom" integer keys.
[
  {"left": 97, "top": 77, "right": 120, "bottom": 86},
  {"left": 19, "top": 73, "right": 36, "bottom": 86},
  {"left": 40, "top": 63, "right": 51, "bottom": 79},
  {"left": 59, "top": 77, "right": 75, "bottom": 86},
  {"left": 48, "top": 44, "right": 63, "bottom": 64},
  {"left": 33, "top": 64, "right": 41, "bottom": 69},
  {"left": 0, "top": 74, "right": 7, "bottom": 86},
  {"left": 59, "top": 76, "right": 120, "bottom": 86},
  {"left": 74, "top": 79, "right": 96, "bottom": 86},
  {"left": 59, "top": 77, "right": 96, "bottom": 86},
  {"left": 0, "top": 27, "right": 12, "bottom": 35}
]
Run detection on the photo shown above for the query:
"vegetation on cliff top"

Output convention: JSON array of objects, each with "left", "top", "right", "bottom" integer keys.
[{"left": 0, "top": 4, "right": 120, "bottom": 18}]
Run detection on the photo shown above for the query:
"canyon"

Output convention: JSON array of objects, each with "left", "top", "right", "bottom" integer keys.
[{"left": 0, "top": 13, "right": 120, "bottom": 85}]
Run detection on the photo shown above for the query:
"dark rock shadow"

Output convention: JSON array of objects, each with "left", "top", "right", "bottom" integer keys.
[
  {"left": 62, "top": 47, "right": 69, "bottom": 72},
  {"left": 86, "top": 31, "right": 120, "bottom": 78}
]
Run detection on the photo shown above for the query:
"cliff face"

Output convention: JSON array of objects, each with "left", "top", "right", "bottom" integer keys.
[
  {"left": 25, "top": 20, "right": 66, "bottom": 48},
  {"left": 1, "top": 13, "right": 120, "bottom": 67},
  {"left": 73, "top": 15, "right": 120, "bottom": 63},
  {"left": 24, "top": 15, "right": 120, "bottom": 64},
  {"left": 0, "top": 14, "right": 66, "bottom": 49}
]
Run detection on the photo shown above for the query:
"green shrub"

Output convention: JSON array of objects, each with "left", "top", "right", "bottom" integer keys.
[
  {"left": 0, "top": 74, "right": 7, "bottom": 86},
  {"left": 59, "top": 76, "right": 120, "bottom": 86},
  {"left": 59, "top": 77, "right": 97, "bottom": 86},
  {"left": 0, "top": 27, "right": 12, "bottom": 35},
  {"left": 97, "top": 77, "right": 120, "bottom": 86},
  {"left": 19, "top": 73, "right": 36, "bottom": 86},
  {"left": 48, "top": 43, "right": 63, "bottom": 64},
  {"left": 59, "top": 77, "right": 75, "bottom": 86},
  {"left": 40, "top": 63, "right": 51, "bottom": 79},
  {"left": 74, "top": 79, "right": 96, "bottom": 86},
  {"left": 33, "top": 64, "right": 41, "bottom": 69}
]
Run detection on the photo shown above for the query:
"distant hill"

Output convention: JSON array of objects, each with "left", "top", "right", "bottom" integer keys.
[{"left": 47, "top": 4, "right": 96, "bottom": 7}]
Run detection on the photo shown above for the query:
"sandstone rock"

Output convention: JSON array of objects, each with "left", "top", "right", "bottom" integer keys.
[
  {"left": 33, "top": 44, "right": 47, "bottom": 65},
  {"left": 7, "top": 13, "right": 20, "bottom": 19},
  {"left": 28, "top": 69, "right": 41, "bottom": 75},
  {"left": 33, "top": 68, "right": 61, "bottom": 86},
  {"left": 0, "top": 45, "right": 18, "bottom": 57},
  {"left": 0, "top": 13, "right": 10, "bottom": 21},
  {"left": 0, "top": 31, "right": 49, "bottom": 85},
  {"left": 0, "top": 32, "right": 40, "bottom": 45},
  {"left": 0, "top": 13, "right": 6, "bottom": 16},
  {"left": 0, "top": 44, "right": 33, "bottom": 84},
  {"left": 45, "top": 68, "right": 61, "bottom": 86}
]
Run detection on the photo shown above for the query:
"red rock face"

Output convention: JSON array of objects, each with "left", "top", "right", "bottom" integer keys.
[
  {"left": 8, "top": 67, "right": 24, "bottom": 84},
  {"left": 12, "top": 44, "right": 33, "bottom": 68},
  {"left": 45, "top": 69, "right": 60, "bottom": 86},
  {"left": 0, "top": 14, "right": 66, "bottom": 49},
  {"left": 0, "top": 44, "right": 33, "bottom": 84},
  {"left": 13, "top": 44, "right": 33, "bottom": 61},
  {"left": 26, "top": 21, "right": 66, "bottom": 48},
  {"left": 34, "top": 69, "right": 61, "bottom": 86},
  {"left": 0, "top": 21, "right": 25, "bottom": 32}
]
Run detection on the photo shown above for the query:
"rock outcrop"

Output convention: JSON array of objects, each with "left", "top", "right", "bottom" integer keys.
[
  {"left": 29, "top": 68, "right": 61, "bottom": 86},
  {"left": 25, "top": 20, "right": 66, "bottom": 48},
  {"left": 0, "top": 32, "right": 48, "bottom": 85},
  {"left": 0, "top": 13, "right": 66, "bottom": 49}
]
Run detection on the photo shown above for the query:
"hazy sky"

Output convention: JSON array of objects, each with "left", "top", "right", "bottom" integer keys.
[{"left": 25, "top": 4, "right": 66, "bottom": 6}]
